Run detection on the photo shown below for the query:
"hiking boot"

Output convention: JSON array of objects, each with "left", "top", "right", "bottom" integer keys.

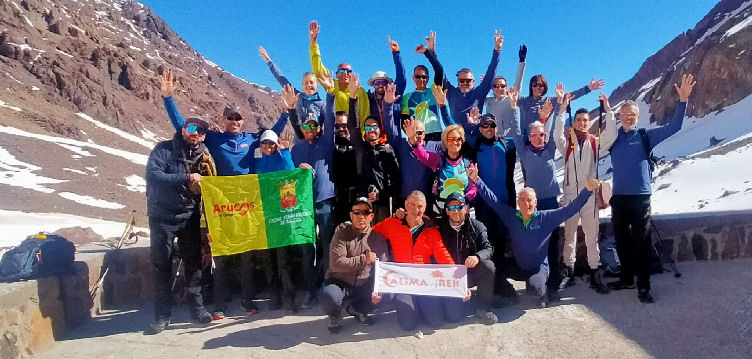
[
  {"left": 547, "top": 290, "right": 561, "bottom": 303},
  {"left": 607, "top": 280, "right": 636, "bottom": 291},
  {"left": 475, "top": 309, "right": 498, "bottom": 325},
  {"left": 191, "top": 309, "right": 213, "bottom": 324},
  {"left": 242, "top": 300, "right": 259, "bottom": 315},
  {"left": 327, "top": 315, "right": 343, "bottom": 334},
  {"left": 269, "top": 295, "right": 282, "bottom": 311},
  {"left": 638, "top": 289, "right": 654, "bottom": 304},
  {"left": 559, "top": 267, "right": 576, "bottom": 289},
  {"left": 300, "top": 291, "right": 317, "bottom": 310},
  {"left": 590, "top": 268, "right": 610, "bottom": 294},
  {"left": 145, "top": 316, "right": 170, "bottom": 335},
  {"left": 536, "top": 295, "right": 548, "bottom": 309},
  {"left": 211, "top": 311, "right": 226, "bottom": 320},
  {"left": 353, "top": 311, "right": 375, "bottom": 326}
]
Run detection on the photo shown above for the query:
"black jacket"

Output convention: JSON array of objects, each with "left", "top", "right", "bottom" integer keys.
[
  {"left": 333, "top": 136, "right": 357, "bottom": 190},
  {"left": 145, "top": 133, "right": 207, "bottom": 222},
  {"left": 438, "top": 216, "right": 493, "bottom": 264}
]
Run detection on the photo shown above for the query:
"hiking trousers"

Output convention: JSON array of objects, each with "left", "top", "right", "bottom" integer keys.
[
  {"left": 562, "top": 193, "right": 600, "bottom": 269},
  {"left": 149, "top": 212, "right": 205, "bottom": 319},
  {"left": 610, "top": 194, "right": 653, "bottom": 290},
  {"left": 537, "top": 197, "right": 561, "bottom": 291}
]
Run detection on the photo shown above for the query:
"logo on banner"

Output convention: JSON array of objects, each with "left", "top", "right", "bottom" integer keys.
[
  {"left": 381, "top": 269, "right": 462, "bottom": 289},
  {"left": 279, "top": 179, "right": 298, "bottom": 209}
]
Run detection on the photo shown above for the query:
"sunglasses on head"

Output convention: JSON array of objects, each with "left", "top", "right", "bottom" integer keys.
[
  {"left": 302, "top": 123, "right": 319, "bottom": 131},
  {"left": 351, "top": 209, "right": 373, "bottom": 216},
  {"left": 532, "top": 83, "right": 545, "bottom": 88},
  {"left": 336, "top": 68, "right": 353, "bottom": 74},
  {"left": 529, "top": 133, "right": 546, "bottom": 138},
  {"left": 458, "top": 78, "right": 474, "bottom": 84},
  {"left": 184, "top": 124, "right": 207, "bottom": 134},
  {"left": 364, "top": 124, "right": 379, "bottom": 131},
  {"left": 414, "top": 74, "right": 428, "bottom": 80},
  {"left": 447, "top": 137, "right": 463, "bottom": 145},
  {"left": 373, "top": 80, "right": 388, "bottom": 86},
  {"left": 494, "top": 84, "right": 507, "bottom": 89},
  {"left": 226, "top": 115, "right": 243, "bottom": 121},
  {"left": 480, "top": 123, "right": 497, "bottom": 129},
  {"left": 415, "top": 130, "right": 425, "bottom": 136},
  {"left": 447, "top": 204, "right": 464, "bottom": 212}
]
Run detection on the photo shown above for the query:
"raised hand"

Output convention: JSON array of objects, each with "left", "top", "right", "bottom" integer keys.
[
  {"left": 598, "top": 92, "right": 611, "bottom": 112},
  {"left": 308, "top": 21, "right": 319, "bottom": 43},
  {"left": 585, "top": 177, "right": 600, "bottom": 192},
  {"left": 675, "top": 73, "right": 696, "bottom": 102},
  {"left": 466, "top": 107, "right": 481, "bottom": 125},
  {"left": 347, "top": 72, "right": 360, "bottom": 99},
  {"left": 278, "top": 131, "right": 293, "bottom": 149},
  {"left": 403, "top": 117, "right": 418, "bottom": 141},
  {"left": 384, "top": 83, "right": 401, "bottom": 104},
  {"left": 426, "top": 30, "right": 436, "bottom": 52},
  {"left": 281, "top": 84, "right": 299, "bottom": 110},
  {"left": 494, "top": 29, "right": 504, "bottom": 51},
  {"left": 467, "top": 163, "right": 479, "bottom": 182},
  {"left": 414, "top": 44, "right": 427, "bottom": 54},
  {"left": 588, "top": 78, "right": 605, "bottom": 91},
  {"left": 539, "top": 100, "right": 553, "bottom": 122},
  {"left": 258, "top": 46, "right": 271, "bottom": 63},
  {"left": 559, "top": 92, "right": 574, "bottom": 114},
  {"left": 160, "top": 68, "right": 178, "bottom": 98},
  {"left": 392, "top": 207, "right": 406, "bottom": 220},
  {"left": 317, "top": 70, "right": 335, "bottom": 91},
  {"left": 518, "top": 44, "right": 527, "bottom": 62},
  {"left": 388, "top": 35, "right": 399, "bottom": 52},
  {"left": 508, "top": 87, "right": 519, "bottom": 108},
  {"left": 555, "top": 82, "right": 565, "bottom": 104},
  {"left": 432, "top": 84, "right": 448, "bottom": 106}
]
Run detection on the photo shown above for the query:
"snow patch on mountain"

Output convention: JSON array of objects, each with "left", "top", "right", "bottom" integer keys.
[
  {"left": 0, "top": 146, "right": 66, "bottom": 193},
  {"left": 58, "top": 192, "right": 125, "bottom": 209}
]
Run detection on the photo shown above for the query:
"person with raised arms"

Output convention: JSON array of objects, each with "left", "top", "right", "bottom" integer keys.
[
  {"left": 468, "top": 166, "right": 600, "bottom": 308},
  {"left": 483, "top": 44, "right": 527, "bottom": 136},
  {"left": 553, "top": 90, "right": 616, "bottom": 294},
  {"left": 403, "top": 31, "right": 447, "bottom": 141},
  {"left": 606, "top": 74, "right": 695, "bottom": 304}
]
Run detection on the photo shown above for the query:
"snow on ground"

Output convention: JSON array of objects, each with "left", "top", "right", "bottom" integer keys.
[
  {"left": 0, "top": 125, "right": 149, "bottom": 165},
  {"left": 0, "top": 209, "right": 147, "bottom": 248},
  {"left": 56, "top": 143, "right": 94, "bottom": 157},
  {"left": 58, "top": 192, "right": 125, "bottom": 209},
  {"left": 721, "top": 11, "right": 752, "bottom": 40},
  {"left": 75, "top": 113, "right": 155, "bottom": 150},
  {"left": 55, "top": 49, "right": 74, "bottom": 58},
  {"left": 0, "top": 146, "right": 67, "bottom": 193},
  {"left": 123, "top": 174, "right": 145, "bottom": 193},
  {"left": 63, "top": 168, "right": 87, "bottom": 175},
  {"left": 696, "top": 1, "right": 752, "bottom": 45},
  {"left": 651, "top": 142, "right": 752, "bottom": 215},
  {"left": 0, "top": 100, "right": 22, "bottom": 112}
]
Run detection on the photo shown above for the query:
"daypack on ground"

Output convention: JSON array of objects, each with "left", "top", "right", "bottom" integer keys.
[{"left": 0, "top": 233, "right": 76, "bottom": 282}]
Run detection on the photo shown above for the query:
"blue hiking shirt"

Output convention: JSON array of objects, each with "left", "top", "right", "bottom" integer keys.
[{"left": 290, "top": 94, "right": 336, "bottom": 203}]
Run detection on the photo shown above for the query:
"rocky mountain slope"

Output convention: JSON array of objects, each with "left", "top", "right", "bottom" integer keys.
[{"left": 0, "top": 0, "right": 285, "bottom": 227}]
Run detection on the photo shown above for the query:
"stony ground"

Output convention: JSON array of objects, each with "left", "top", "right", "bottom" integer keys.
[{"left": 41, "top": 259, "right": 752, "bottom": 359}]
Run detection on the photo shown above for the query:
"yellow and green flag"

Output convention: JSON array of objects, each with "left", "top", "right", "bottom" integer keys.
[{"left": 201, "top": 168, "right": 315, "bottom": 256}]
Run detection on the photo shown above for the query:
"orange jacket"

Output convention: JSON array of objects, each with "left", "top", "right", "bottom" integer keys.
[{"left": 373, "top": 217, "right": 454, "bottom": 265}]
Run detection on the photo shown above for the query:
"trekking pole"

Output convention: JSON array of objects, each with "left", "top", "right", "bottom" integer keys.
[
  {"left": 171, "top": 258, "right": 184, "bottom": 291},
  {"left": 89, "top": 210, "right": 137, "bottom": 300},
  {"left": 650, "top": 217, "right": 682, "bottom": 278}
]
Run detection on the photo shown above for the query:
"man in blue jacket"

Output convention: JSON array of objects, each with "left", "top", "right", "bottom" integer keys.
[
  {"left": 145, "top": 117, "right": 214, "bottom": 334},
  {"left": 286, "top": 73, "right": 337, "bottom": 309},
  {"left": 468, "top": 167, "right": 599, "bottom": 308},
  {"left": 606, "top": 74, "right": 695, "bottom": 303}
]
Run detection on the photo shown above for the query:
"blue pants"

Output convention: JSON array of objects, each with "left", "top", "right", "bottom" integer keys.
[{"left": 537, "top": 197, "right": 561, "bottom": 291}]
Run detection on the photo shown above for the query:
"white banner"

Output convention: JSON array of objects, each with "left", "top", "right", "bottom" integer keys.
[{"left": 373, "top": 261, "right": 468, "bottom": 298}]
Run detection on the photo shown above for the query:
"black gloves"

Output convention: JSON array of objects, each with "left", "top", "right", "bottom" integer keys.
[{"left": 518, "top": 44, "right": 527, "bottom": 62}]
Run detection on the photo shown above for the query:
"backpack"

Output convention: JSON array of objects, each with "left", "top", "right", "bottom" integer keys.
[
  {"left": 636, "top": 128, "right": 659, "bottom": 178},
  {"left": 598, "top": 234, "right": 621, "bottom": 276},
  {"left": 0, "top": 233, "right": 76, "bottom": 282}
]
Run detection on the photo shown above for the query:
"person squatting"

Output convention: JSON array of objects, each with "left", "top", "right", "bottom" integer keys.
[{"left": 144, "top": 20, "right": 696, "bottom": 335}]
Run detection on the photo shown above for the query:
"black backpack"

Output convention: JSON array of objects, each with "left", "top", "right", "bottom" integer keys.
[
  {"left": 0, "top": 233, "right": 76, "bottom": 282},
  {"left": 636, "top": 128, "right": 660, "bottom": 178}
]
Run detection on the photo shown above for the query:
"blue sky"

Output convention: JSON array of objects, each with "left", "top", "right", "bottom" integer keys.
[{"left": 140, "top": 0, "right": 717, "bottom": 108}]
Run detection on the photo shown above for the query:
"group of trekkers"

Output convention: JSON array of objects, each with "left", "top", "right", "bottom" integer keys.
[{"left": 144, "top": 21, "right": 696, "bottom": 335}]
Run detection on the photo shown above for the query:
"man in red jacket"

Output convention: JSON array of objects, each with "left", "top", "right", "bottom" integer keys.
[{"left": 372, "top": 190, "right": 455, "bottom": 331}]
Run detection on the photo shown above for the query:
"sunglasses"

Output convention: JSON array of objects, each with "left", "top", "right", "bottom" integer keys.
[
  {"left": 415, "top": 130, "right": 425, "bottom": 136},
  {"left": 226, "top": 115, "right": 243, "bottom": 121},
  {"left": 529, "top": 133, "right": 546, "bottom": 138},
  {"left": 351, "top": 209, "right": 373, "bottom": 216},
  {"left": 458, "top": 78, "right": 474, "bottom": 84},
  {"left": 334, "top": 123, "right": 348, "bottom": 129},
  {"left": 447, "top": 137, "right": 463, "bottom": 145},
  {"left": 373, "top": 80, "right": 388, "bottom": 86},
  {"left": 531, "top": 83, "right": 545, "bottom": 88},
  {"left": 447, "top": 204, "right": 464, "bottom": 212},
  {"left": 302, "top": 123, "right": 319, "bottom": 131},
  {"left": 184, "top": 124, "right": 207, "bottom": 134},
  {"left": 494, "top": 84, "right": 507, "bottom": 89},
  {"left": 364, "top": 125, "right": 379, "bottom": 131},
  {"left": 480, "top": 123, "right": 497, "bottom": 129},
  {"left": 413, "top": 74, "right": 428, "bottom": 80},
  {"left": 336, "top": 68, "right": 353, "bottom": 74}
]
